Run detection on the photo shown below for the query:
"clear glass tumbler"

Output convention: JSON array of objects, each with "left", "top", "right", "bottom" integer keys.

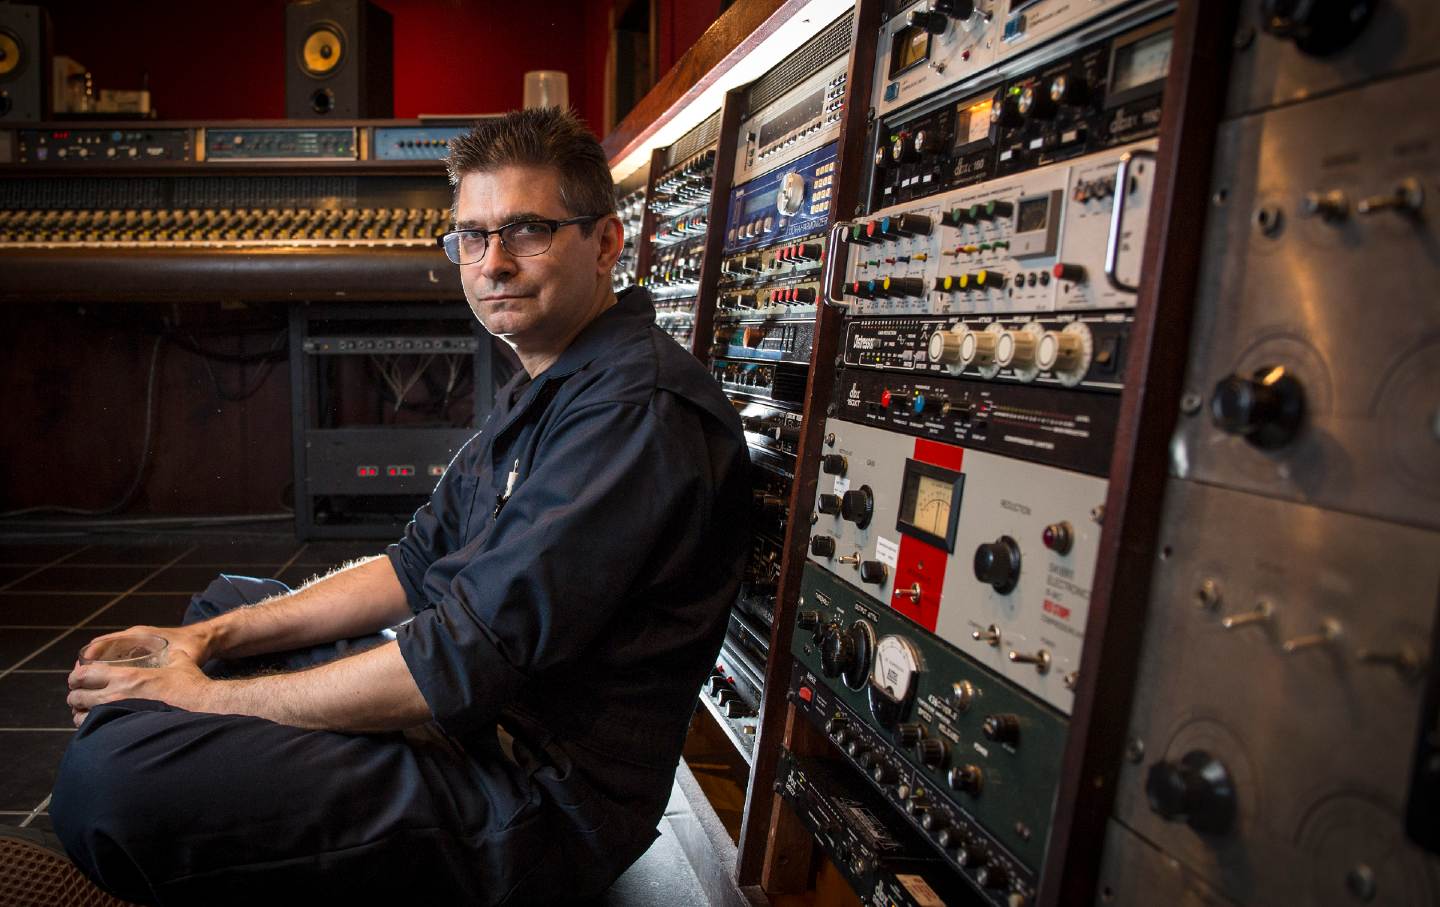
[{"left": 78, "top": 634, "right": 169, "bottom": 668}]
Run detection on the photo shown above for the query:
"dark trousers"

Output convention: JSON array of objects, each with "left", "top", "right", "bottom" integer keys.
[{"left": 50, "top": 575, "right": 640, "bottom": 906}]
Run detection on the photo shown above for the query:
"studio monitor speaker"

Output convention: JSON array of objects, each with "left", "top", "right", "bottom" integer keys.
[
  {"left": 0, "top": 3, "right": 47, "bottom": 123},
  {"left": 285, "top": 0, "right": 392, "bottom": 118}
]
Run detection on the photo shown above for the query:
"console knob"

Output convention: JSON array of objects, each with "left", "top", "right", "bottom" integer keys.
[
  {"left": 871, "top": 761, "right": 897, "bottom": 785},
  {"left": 977, "top": 861, "right": 1010, "bottom": 890},
  {"left": 1210, "top": 365, "right": 1305, "bottom": 449},
  {"left": 973, "top": 536, "right": 1021, "bottom": 593},
  {"left": 982, "top": 713, "right": 1020, "bottom": 746},
  {"left": 840, "top": 487, "right": 875, "bottom": 528},
  {"left": 907, "top": 9, "right": 950, "bottom": 35},
  {"left": 949, "top": 763, "right": 984, "bottom": 795},
  {"left": 858, "top": 560, "right": 888, "bottom": 585},
  {"left": 936, "top": 826, "right": 963, "bottom": 850},
  {"left": 825, "top": 716, "right": 849, "bottom": 737},
  {"left": 893, "top": 213, "right": 933, "bottom": 236},
  {"left": 929, "top": 329, "right": 964, "bottom": 365},
  {"left": 1018, "top": 83, "right": 1057, "bottom": 119},
  {"left": 991, "top": 93, "right": 1024, "bottom": 128},
  {"left": 723, "top": 699, "right": 754, "bottom": 718},
  {"left": 847, "top": 740, "right": 867, "bottom": 760},
  {"left": 956, "top": 836, "right": 988, "bottom": 868},
  {"left": 920, "top": 810, "right": 947, "bottom": 833},
  {"left": 884, "top": 276, "right": 925, "bottom": 298},
  {"left": 821, "top": 628, "right": 856, "bottom": 678},
  {"left": 817, "top": 493, "right": 843, "bottom": 515},
  {"left": 918, "top": 738, "right": 948, "bottom": 768},
  {"left": 1261, "top": 0, "right": 1376, "bottom": 55},
  {"left": 897, "top": 722, "right": 924, "bottom": 747},
  {"left": 810, "top": 535, "right": 837, "bottom": 558},
  {"left": 996, "top": 329, "right": 1038, "bottom": 369},
  {"left": 959, "top": 330, "right": 998, "bottom": 369},
  {"left": 821, "top": 454, "right": 848, "bottom": 476},
  {"left": 936, "top": 0, "right": 976, "bottom": 18},
  {"left": 797, "top": 610, "right": 821, "bottom": 631},
  {"left": 1049, "top": 72, "right": 1089, "bottom": 105},
  {"left": 1145, "top": 749, "right": 1237, "bottom": 835},
  {"left": 1036, "top": 331, "right": 1083, "bottom": 374}
]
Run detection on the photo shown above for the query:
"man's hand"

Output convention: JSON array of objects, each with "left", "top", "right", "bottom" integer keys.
[{"left": 67, "top": 625, "right": 215, "bottom": 727}]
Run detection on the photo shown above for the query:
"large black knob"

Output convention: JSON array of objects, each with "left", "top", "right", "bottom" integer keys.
[
  {"left": 796, "top": 610, "right": 821, "bottom": 631},
  {"left": 981, "top": 713, "right": 1020, "bottom": 746},
  {"left": 918, "top": 738, "right": 948, "bottom": 768},
  {"left": 977, "top": 861, "right": 1010, "bottom": 890},
  {"left": 840, "top": 487, "right": 874, "bottom": 529},
  {"left": 896, "top": 722, "right": 923, "bottom": 747},
  {"left": 858, "top": 560, "right": 888, "bottom": 585},
  {"left": 810, "top": 535, "right": 837, "bottom": 558},
  {"left": 1145, "top": 749, "right": 1237, "bottom": 835},
  {"left": 907, "top": 9, "right": 949, "bottom": 34},
  {"left": 949, "top": 763, "right": 983, "bottom": 795},
  {"left": 817, "top": 493, "right": 843, "bottom": 515},
  {"left": 1210, "top": 365, "right": 1305, "bottom": 450},
  {"left": 1261, "top": 0, "right": 1376, "bottom": 56},
  {"left": 973, "top": 536, "right": 1021, "bottom": 594},
  {"left": 820, "top": 626, "right": 855, "bottom": 678},
  {"left": 821, "top": 454, "right": 848, "bottom": 476}
]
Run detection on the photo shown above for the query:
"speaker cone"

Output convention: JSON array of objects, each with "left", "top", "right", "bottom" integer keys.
[
  {"left": 0, "top": 30, "right": 23, "bottom": 79},
  {"left": 300, "top": 25, "right": 344, "bottom": 77}
]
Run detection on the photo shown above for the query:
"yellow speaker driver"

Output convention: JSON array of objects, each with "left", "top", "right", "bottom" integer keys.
[
  {"left": 301, "top": 25, "right": 344, "bottom": 77},
  {"left": 0, "top": 31, "right": 23, "bottom": 79}
]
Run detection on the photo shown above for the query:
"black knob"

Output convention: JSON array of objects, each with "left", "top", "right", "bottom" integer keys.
[
  {"left": 846, "top": 740, "right": 866, "bottom": 759},
  {"left": 858, "top": 560, "right": 888, "bottom": 585},
  {"left": 973, "top": 536, "right": 1022, "bottom": 594},
  {"left": 956, "top": 836, "right": 988, "bottom": 868},
  {"left": 821, "top": 454, "right": 848, "bottom": 476},
  {"left": 820, "top": 627, "right": 855, "bottom": 678},
  {"left": 949, "top": 763, "right": 983, "bottom": 795},
  {"left": 840, "top": 487, "right": 874, "bottom": 529},
  {"left": 991, "top": 93, "right": 1024, "bottom": 128},
  {"left": 897, "top": 722, "right": 923, "bottom": 747},
  {"left": 715, "top": 688, "right": 738, "bottom": 706},
  {"left": 982, "top": 714, "right": 1020, "bottom": 746},
  {"left": 1210, "top": 365, "right": 1305, "bottom": 449},
  {"left": 1261, "top": 0, "right": 1376, "bottom": 55},
  {"left": 885, "top": 277, "right": 925, "bottom": 298},
  {"left": 839, "top": 622, "right": 873, "bottom": 691},
  {"left": 918, "top": 738, "right": 948, "bottom": 768},
  {"left": 893, "top": 213, "right": 933, "bottom": 236},
  {"left": 920, "top": 810, "right": 947, "bottom": 833},
  {"left": 889, "top": 135, "right": 917, "bottom": 165},
  {"left": 797, "top": 610, "right": 821, "bottom": 631},
  {"left": 941, "top": 207, "right": 974, "bottom": 228},
  {"left": 1050, "top": 72, "right": 1089, "bottom": 106},
  {"left": 817, "top": 493, "right": 843, "bottom": 515},
  {"left": 904, "top": 799, "right": 928, "bottom": 821},
  {"left": 724, "top": 699, "right": 754, "bottom": 719},
  {"left": 1145, "top": 749, "right": 1237, "bottom": 835},
  {"left": 935, "top": 825, "right": 963, "bottom": 849},
  {"left": 871, "top": 762, "right": 897, "bottom": 785},
  {"left": 907, "top": 9, "right": 950, "bottom": 34},
  {"left": 825, "top": 716, "right": 849, "bottom": 737},
  {"left": 1018, "top": 83, "right": 1057, "bottom": 119},
  {"left": 936, "top": 0, "right": 976, "bottom": 17},
  {"left": 752, "top": 491, "right": 785, "bottom": 515},
  {"left": 977, "top": 861, "right": 1010, "bottom": 890},
  {"left": 704, "top": 675, "right": 726, "bottom": 696},
  {"left": 982, "top": 200, "right": 1015, "bottom": 220},
  {"left": 810, "top": 535, "right": 837, "bottom": 558}
]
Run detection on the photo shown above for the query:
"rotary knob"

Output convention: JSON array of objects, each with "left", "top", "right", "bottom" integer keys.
[
  {"left": 929, "top": 329, "right": 964, "bottom": 365},
  {"left": 858, "top": 561, "right": 888, "bottom": 585},
  {"left": 977, "top": 861, "right": 1010, "bottom": 891},
  {"left": 1261, "top": 0, "right": 1376, "bottom": 56},
  {"left": 796, "top": 610, "right": 821, "bottom": 631},
  {"left": 949, "top": 763, "right": 984, "bottom": 795},
  {"left": 981, "top": 713, "right": 1020, "bottom": 746},
  {"left": 884, "top": 276, "right": 925, "bottom": 298},
  {"left": 1210, "top": 365, "right": 1306, "bottom": 449},
  {"left": 897, "top": 722, "right": 923, "bottom": 747},
  {"left": 991, "top": 93, "right": 1024, "bottom": 128},
  {"left": 1037, "top": 330, "right": 1083, "bottom": 373},
  {"left": 825, "top": 716, "right": 849, "bottom": 738},
  {"left": 871, "top": 761, "right": 897, "bottom": 785},
  {"left": 817, "top": 493, "right": 843, "bottom": 515},
  {"left": 996, "top": 329, "right": 1038, "bottom": 369},
  {"left": 840, "top": 487, "right": 874, "bottom": 529},
  {"left": 1018, "top": 83, "right": 1057, "bottom": 119},
  {"left": 959, "top": 330, "right": 998, "bottom": 369},
  {"left": 821, "top": 454, "right": 848, "bottom": 476},
  {"left": 820, "top": 626, "right": 855, "bottom": 679},
  {"left": 1145, "top": 749, "right": 1237, "bottom": 835},
  {"left": 893, "top": 213, "right": 933, "bottom": 236},
  {"left": 1050, "top": 72, "right": 1089, "bottom": 106},
  {"left": 974, "top": 536, "right": 1021, "bottom": 594},
  {"left": 918, "top": 738, "right": 948, "bottom": 768},
  {"left": 810, "top": 535, "right": 837, "bottom": 558},
  {"left": 907, "top": 9, "right": 950, "bottom": 34}
]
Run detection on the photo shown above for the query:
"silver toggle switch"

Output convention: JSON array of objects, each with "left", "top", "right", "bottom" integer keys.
[
  {"left": 1221, "top": 600, "right": 1274, "bottom": 630},
  {"left": 1008, "top": 648, "right": 1051, "bottom": 674},
  {"left": 1281, "top": 618, "right": 1342, "bottom": 654},
  {"left": 972, "top": 624, "right": 1001, "bottom": 647}
]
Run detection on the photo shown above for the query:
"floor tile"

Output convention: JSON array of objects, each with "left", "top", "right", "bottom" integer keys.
[
  {"left": 0, "top": 594, "right": 115, "bottom": 627},
  {"left": 7, "top": 566, "right": 153, "bottom": 594},
  {"left": 84, "top": 594, "right": 193, "bottom": 629},
  {"left": 0, "top": 732, "right": 71, "bottom": 811},
  {"left": 179, "top": 540, "right": 303, "bottom": 566},
  {"left": 0, "top": 629, "right": 69, "bottom": 671},
  {"left": 0, "top": 566, "right": 46, "bottom": 593},
  {"left": 0, "top": 543, "right": 78, "bottom": 565},
  {"left": 66, "top": 543, "right": 193, "bottom": 566},
  {"left": 293, "top": 541, "right": 387, "bottom": 565},
  {"left": 134, "top": 565, "right": 242, "bottom": 594},
  {"left": 20, "top": 630, "right": 98, "bottom": 670},
  {"left": 0, "top": 674, "right": 77, "bottom": 728}
]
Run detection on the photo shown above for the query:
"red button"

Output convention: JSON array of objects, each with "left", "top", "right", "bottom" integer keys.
[
  {"left": 798, "top": 686, "right": 813, "bottom": 702},
  {"left": 881, "top": 389, "right": 893, "bottom": 409}
]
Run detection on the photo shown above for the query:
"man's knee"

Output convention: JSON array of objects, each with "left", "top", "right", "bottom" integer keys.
[{"left": 185, "top": 573, "right": 290, "bottom": 625}]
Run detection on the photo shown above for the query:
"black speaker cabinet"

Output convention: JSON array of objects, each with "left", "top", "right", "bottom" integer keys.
[
  {"left": 284, "top": 0, "right": 393, "bottom": 118},
  {"left": 0, "top": 3, "right": 46, "bottom": 123}
]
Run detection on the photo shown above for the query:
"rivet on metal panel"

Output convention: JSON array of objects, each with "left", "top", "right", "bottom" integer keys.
[{"left": 1125, "top": 738, "right": 1146, "bottom": 763}]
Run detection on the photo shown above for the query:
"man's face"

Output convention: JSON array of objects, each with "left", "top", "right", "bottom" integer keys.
[{"left": 454, "top": 165, "right": 618, "bottom": 354}]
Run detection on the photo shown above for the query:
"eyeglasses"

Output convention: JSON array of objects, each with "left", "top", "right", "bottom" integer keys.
[{"left": 437, "top": 215, "right": 602, "bottom": 265}]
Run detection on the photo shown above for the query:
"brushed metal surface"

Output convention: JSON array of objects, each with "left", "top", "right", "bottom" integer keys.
[
  {"left": 1109, "top": 479, "right": 1440, "bottom": 906},
  {"left": 1226, "top": 0, "right": 1440, "bottom": 119},
  {"left": 1095, "top": 820, "right": 1240, "bottom": 907},
  {"left": 1172, "top": 65, "right": 1440, "bottom": 530}
]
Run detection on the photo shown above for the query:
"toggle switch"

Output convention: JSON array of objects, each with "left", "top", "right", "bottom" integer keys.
[
  {"left": 1357, "top": 177, "right": 1423, "bottom": 216},
  {"left": 973, "top": 624, "right": 1001, "bottom": 647},
  {"left": 1221, "top": 600, "right": 1274, "bottom": 630},
  {"left": 1008, "top": 648, "right": 1051, "bottom": 674},
  {"left": 1281, "top": 618, "right": 1341, "bottom": 654}
]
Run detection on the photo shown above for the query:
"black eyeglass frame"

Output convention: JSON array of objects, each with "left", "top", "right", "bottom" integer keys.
[{"left": 436, "top": 215, "right": 604, "bottom": 265}]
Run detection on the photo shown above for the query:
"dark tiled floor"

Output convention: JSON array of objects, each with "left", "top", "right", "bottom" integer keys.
[{"left": 0, "top": 534, "right": 370, "bottom": 831}]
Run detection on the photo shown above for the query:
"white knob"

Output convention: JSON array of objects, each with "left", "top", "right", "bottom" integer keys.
[
  {"left": 1037, "top": 331, "right": 1082, "bottom": 372},
  {"left": 959, "top": 330, "right": 997, "bottom": 368},
  {"left": 996, "top": 330, "right": 1037, "bottom": 368},
  {"left": 929, "top": 329, "right": 963, "bottom": 365}
]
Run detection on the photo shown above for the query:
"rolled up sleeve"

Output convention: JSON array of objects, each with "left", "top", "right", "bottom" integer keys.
[
  {"left": 385, "top": 433, "right": 484, "bottom": 612},
  {"left": 394, "top": 396, "right": 710, "bottom": 751}
]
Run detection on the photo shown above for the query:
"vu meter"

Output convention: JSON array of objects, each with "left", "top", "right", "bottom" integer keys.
[
  {"left": 869, "top": 634, "right": 923, "bottom": 729},
  {"left": 897, "top": 459, "right": 965, "bottom": 551}
]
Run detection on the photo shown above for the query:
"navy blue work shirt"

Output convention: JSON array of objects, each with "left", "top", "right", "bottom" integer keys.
[{"left": 387, "top": 286, "right": 750, "bottom": 837}]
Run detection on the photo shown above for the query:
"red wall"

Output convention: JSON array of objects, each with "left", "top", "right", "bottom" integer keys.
[{"left": 37, "top": 0, "right": 606, "bottom": 133}]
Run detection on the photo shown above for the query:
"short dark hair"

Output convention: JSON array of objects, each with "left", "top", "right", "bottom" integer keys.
[{"left": 446, "top": 107, "right": 616, "bottom": 235}]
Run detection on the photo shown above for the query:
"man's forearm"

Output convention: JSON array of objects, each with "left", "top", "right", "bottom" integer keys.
[
  {"left": 202, "top": 555, "right": 414, "bottom": 661},
  {"left": 203, "top": 639, "right": 430, "bottom": 733}
]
